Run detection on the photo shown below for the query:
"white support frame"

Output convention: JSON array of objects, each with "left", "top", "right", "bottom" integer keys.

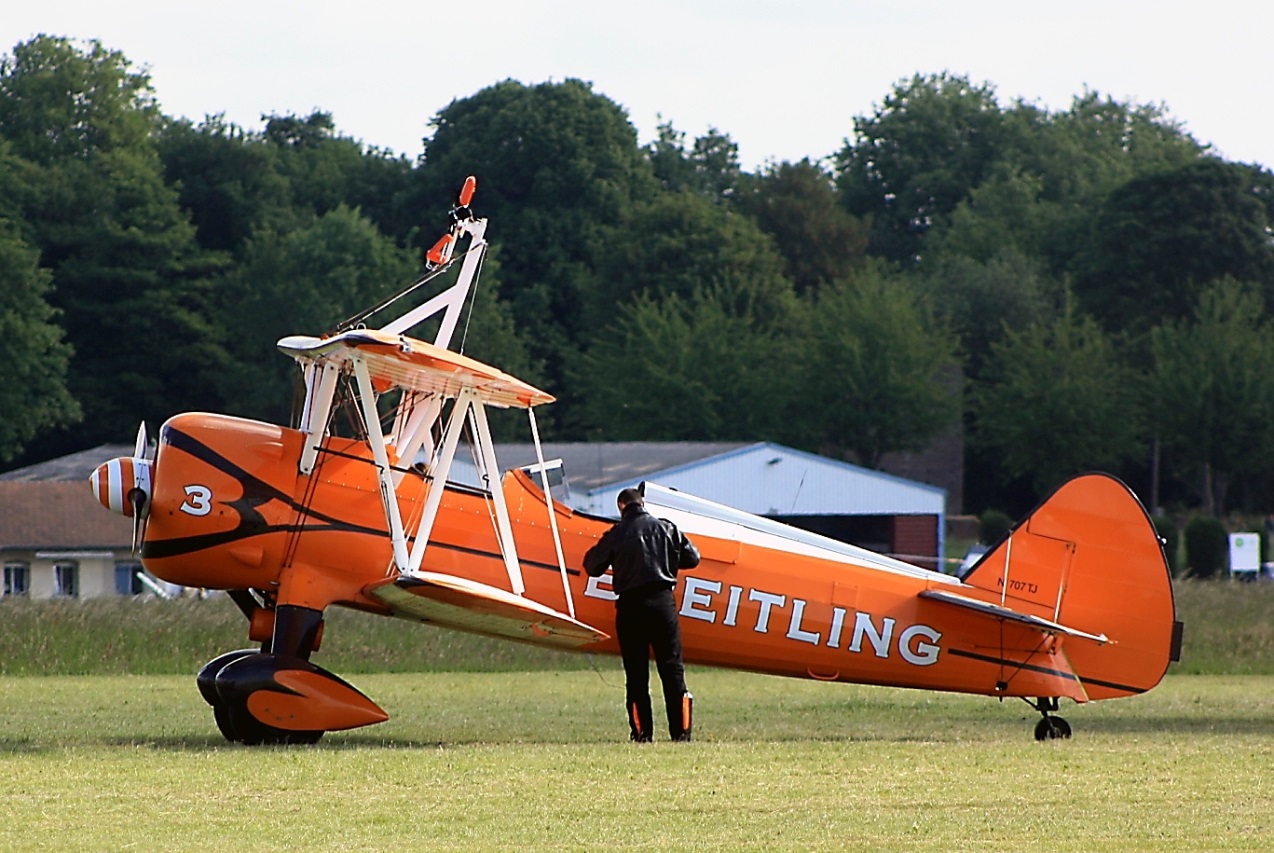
[
  {"left": 381, "top": 219, "right": 487, "bottom": 343},
  {"left": 298, "top": 218, "right": 488, "bottom": 476},
  {"left": 298, "top": 361, "right": 340, "bottom": 475},
  {"left": 468, "top": 398, "right": 525, "bottom": 596},
  {"left": 405, "top": 388, "right": 474, "bottom": 575},
  {"left": 388, "top": 392, "right": 442, "bottom": 485},
  {"left": 352, "top": 358, "right": 411, "bottom": 572},
  {"left": 281, "top": 212, "right": 578, "bottom": 608},
  {"left": 529, "top": 407, "right": 574, "bottom": 618}
]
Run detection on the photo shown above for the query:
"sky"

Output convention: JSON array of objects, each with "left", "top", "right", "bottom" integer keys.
[{"left": 4, "top": 1, "right": 1272, "bottom": 171}]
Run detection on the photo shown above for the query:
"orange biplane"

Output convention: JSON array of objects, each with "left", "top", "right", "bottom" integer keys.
[{"left": 91, "top": 178, "right": 1182, "bottom": 744}]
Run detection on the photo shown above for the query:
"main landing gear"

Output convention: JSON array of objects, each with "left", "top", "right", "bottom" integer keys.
[
  {"left": 197, "top": 598, "right": 387, "bottom": 745},
  {"left": 1028, "top": 697, "right": 1072, "bottom": 741}
]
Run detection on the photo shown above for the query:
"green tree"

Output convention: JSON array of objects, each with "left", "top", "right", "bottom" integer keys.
[
  {"left": 0, "top": 36, "right": 157, "bottom": 165},
  {"left": 1183, "top": 515, "right": 1228, "bottom": 579},
  {"left": 1148, "top": 279, "right": 1274, "bottom": 514},
  {"left": 647, "top": 121, "right": 744, "bottom": 203},
  {"left": 568, "top": 282, "right": 793, "bottom": 442},
  {"left": 263, "top": 111, "right": 418, "bottom": 243},
  {"left": 796, "top": 265, "right": 960, "bottom": 468},
  {"left": 904, "top": 91, "right": 1202, "bottom": 279},
  {"left": 970, "top": 298, "right": 1145, "bottom": 494},
  {"left": 0, "top": 209, "right": 80, "bottom": 460},
  {"left": 213, "top": 205, "right": 424, "bottom": 421},
  {"left": 411, "top": 79, "right": 657, "bottom": 401},
  {"left": 587, "top": 190, "right": 794, "bottom": 328},
  {"left": 835, "top": 73, "right": 1009, "bottom": 264},
  {"left": 0, "top": 36, "right": 229, "bottom": 450},
  {"left": 915, "top": 248, "right": 1062, "bottom": 376},
  {"left": 157, "top": 115, "right": 291, "bottom": 254},
  {"left": 1073, "top": 159, "right": 1274, "bottom": 334},
  {"left": 159, "top": 111, "right": 418, "bottom": 257},
  {"left": 924, "top": 165, "right": 1052, "bottom": 266},
  {"left": 734, "top": 158, "right": 869, "bottom": 293}
]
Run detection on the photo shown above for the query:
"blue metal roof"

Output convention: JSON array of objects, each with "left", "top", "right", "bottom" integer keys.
[
  {"left": 447, "top": 440, "right": 944, "bottom": 518},
  {"left": 575, "top": 442, "right": 945, "bottom": 517}
]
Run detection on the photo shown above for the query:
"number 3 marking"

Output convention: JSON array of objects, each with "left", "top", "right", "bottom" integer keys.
[{"left": 181, "top": 485, "right": 213, "bottom": 516}]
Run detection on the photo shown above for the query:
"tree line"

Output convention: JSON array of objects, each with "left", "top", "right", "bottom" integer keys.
[{"left": 2, "top": 35, "right": 1273, "bottom": 518}]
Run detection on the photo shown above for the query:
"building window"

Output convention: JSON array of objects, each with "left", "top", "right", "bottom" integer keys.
[
  {"left": 54, "top": 562, "right": 79, "bottom": 598},
  {"left": 115, "top": 563, "right": 143, "bottom": 595},
  {"left": 3, "top": 562, "right": 29, "bottom": 597}
]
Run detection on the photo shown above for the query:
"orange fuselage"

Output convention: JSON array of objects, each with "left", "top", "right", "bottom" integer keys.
[{"left": 140, "top": 412, "right": 1173, "bottom": 704}]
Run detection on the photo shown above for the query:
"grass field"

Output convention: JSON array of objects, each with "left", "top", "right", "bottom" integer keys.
[
  {"left": 1, "top": 580, "right": 1271, "bottom": 850},
  {"left": 1, "top": 671, "right": 1272, "bottom": 851}
]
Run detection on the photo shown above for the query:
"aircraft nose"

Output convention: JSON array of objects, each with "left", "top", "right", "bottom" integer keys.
[{"left": 89, "top": 456, "right": 153, "bottom": 518}]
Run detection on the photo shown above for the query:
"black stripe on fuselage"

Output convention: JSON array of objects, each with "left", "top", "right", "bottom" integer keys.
[
  {"left": 144, "top": 426, "right": 383, "bottom": 559},
  {"left": 946, "top": 647, "right": 1146, "bottom": 695},
  {"left": 146, "top": 424, "right": 581, "bottom": 579}
]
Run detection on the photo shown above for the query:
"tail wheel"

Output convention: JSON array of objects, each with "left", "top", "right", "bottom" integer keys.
[
  {"left": 1033, "top": 716, "right": 1073, "bottom": 741},
  {"left": 1028, "top": 696, "right": 1073, "bottom": 741}
]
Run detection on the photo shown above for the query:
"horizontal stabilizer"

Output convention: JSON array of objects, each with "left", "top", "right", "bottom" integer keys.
[
  {"left": 366, "top": 572, "right": 608, "bottom": 649},
  {"left": 920, "top": 589, "right": 1109, "bottom": 645}
]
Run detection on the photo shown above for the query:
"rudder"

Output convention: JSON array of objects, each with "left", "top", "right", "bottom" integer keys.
[{"left": 962, "top": 473, "right": 1179, "bottom": 700}]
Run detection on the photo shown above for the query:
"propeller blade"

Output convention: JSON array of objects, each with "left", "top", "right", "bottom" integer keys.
[
  {"left": 133, "top": 421, "right": 149, "bottom": 459},
  {"left": 131, "top": 505, "right": 145, "bottom": 553}
]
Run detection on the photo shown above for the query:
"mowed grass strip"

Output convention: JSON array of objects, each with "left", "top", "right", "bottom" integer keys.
[{"left": 2, "top": 670, "right": 1271, "bottom": 851}]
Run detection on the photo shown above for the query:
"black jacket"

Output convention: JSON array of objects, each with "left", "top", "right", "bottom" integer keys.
[{"left": 583, "top": 503, "right": 700, "bottom": 597}]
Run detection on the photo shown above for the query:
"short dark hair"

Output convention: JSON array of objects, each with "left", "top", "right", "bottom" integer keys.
[{"left": 617, "top": 487, "right": 643, "bottom": 509}]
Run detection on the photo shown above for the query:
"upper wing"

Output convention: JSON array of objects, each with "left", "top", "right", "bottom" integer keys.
[{"left": 278, "top": 329, "right": 554, "bottom": 409}]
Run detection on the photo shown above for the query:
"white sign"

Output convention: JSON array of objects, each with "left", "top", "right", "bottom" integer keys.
[{"left": 1228, "top": 533, "right": 1260, "bottom": 573}]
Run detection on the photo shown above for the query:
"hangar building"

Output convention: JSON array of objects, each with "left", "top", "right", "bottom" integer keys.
[{"left": 471, "top": 441, "right": 947, "bottom": 570}]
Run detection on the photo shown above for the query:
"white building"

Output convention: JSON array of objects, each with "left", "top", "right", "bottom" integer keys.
[{"left": 0, "top": 479, "right": 137, "bottom": 599}]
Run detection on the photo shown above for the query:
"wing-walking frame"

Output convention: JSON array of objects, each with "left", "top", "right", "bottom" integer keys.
[{"left": 277, "top": 199, "right": 600, "bottom": 646}]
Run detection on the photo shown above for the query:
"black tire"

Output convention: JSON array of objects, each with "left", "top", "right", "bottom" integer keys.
[
  {"left": 212, "top": 695, "right": 324, "bottom": 745},
  {"left": 1034, "top": 716, "right": 1073, "bottom": 741},
  {"left": 213, "top": 702, "right": 242, "bottom": 743},
  {"left": 225, "top": 705, "right": 323, "bottom": 746}
]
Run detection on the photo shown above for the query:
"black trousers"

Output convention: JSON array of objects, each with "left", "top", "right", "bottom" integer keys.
[{"left": 615, "top": 587, "right": 689, "bottom": 740}]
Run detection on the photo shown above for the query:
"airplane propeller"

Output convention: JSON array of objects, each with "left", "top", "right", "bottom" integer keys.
[
  {"left": 127, "top": 421, "right": 154, "bottom": 553},
  {"left": 89, "top": 421, "right": 155, "bottom": 554}
]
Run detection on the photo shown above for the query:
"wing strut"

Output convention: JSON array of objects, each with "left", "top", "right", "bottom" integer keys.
[
  {"left": 528, "top": 406, "right": 575, "bottom": 618},
  {"left": 352, "top": 357, "right": 411, "bottom": 572},
  {"left": 406, "top": 386, "right": 476, "bottom": 574},
  {"left": 467, "top": 395, "right": 525, "bottom": 595}
]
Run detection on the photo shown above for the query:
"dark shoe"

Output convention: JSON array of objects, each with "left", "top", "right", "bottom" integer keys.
[
  {"left": 627, "top": 697, "right": 653, "bottom": 742},
  {"left": 667, "top": 692, "right": 693, "bottom": 742}
]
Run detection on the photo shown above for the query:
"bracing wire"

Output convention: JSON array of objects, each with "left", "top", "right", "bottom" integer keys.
[{"left": 455, "top": 247, "right": 486, "bottom": 356}]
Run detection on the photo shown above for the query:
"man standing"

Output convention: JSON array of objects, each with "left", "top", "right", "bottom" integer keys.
[{"left": 584, "top": 487, "right": 700, "bottom": 742}]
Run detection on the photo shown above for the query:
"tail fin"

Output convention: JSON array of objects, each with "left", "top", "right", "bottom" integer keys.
[{"left": 961, "top": 473, "right": 1180, "bottom": 700}]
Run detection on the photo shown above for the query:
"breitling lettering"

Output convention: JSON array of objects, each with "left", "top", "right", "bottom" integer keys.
[{"left": 587, "top": 574, "right": 941, "bottom": 666}]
